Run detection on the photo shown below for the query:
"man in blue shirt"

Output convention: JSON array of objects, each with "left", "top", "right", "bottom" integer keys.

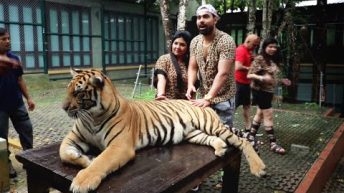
[{"left": 0, "top": 27, "right": 35, "bottom": 178}]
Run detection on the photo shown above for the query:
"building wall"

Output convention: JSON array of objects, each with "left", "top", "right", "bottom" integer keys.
[
  {"left": 0, "top": 0, "right": 165, "bottom": 76},
  {"left": 90, "top": 6, "right": 102, "bottom": 69},
  {"left": 297, "top": 63, "right": 344, "bottom": 106}
]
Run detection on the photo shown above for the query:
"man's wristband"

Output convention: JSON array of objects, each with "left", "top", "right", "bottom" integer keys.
[{"left": 204, "top": 94, "right": 213, "bottom": 101}]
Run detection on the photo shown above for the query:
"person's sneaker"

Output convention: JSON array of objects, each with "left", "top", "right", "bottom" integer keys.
[{"left": 9, "top": 162, "right": 17, "bottom": 178}]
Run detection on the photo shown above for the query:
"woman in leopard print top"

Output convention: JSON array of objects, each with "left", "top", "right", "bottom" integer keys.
[
  {"left": 154, "top": 31, "right": 192, "bottom": 100},
  {"left": 247, "top": 37, "right": 291, "bottom": 155}
]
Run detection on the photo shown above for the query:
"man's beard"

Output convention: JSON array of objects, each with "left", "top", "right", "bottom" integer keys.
[
  {"left": 0, "top": 47, "right": 10, "bottom": 53},
  {"left": 198, "top": 25, "right": 214, "bottom": 35}
]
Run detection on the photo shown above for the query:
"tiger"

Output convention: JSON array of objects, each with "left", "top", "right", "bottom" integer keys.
[{"left": 60, "top": 69, "right": 266, "bottom": 193}]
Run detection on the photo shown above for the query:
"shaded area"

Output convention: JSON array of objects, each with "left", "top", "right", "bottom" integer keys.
[{"left": 322, "top": 156, "right": 344, "bottom": 193}]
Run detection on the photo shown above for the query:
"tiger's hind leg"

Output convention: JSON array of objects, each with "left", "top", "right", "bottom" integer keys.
[
  {"left": 185, "top": 130, "right": 228, "bottom": 157},
  {"left": 214, "top": 125, "right": 266, "bottom": 177}
]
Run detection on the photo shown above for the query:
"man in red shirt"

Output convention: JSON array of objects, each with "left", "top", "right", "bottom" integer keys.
[{"left": 235, "top": 34, "right": 260, "bottom": 131}]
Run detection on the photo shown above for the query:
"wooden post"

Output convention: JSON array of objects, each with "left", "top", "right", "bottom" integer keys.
[{"left": 0, "top": 138, "right": 10, "bottom": 192}]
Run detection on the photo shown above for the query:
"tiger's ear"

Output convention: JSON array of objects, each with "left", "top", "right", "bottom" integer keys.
[
  {"left": 70, "top": 68, "right": 82, "bottom": 77},
  {"left": 89, "top": 76, "right": 104, "bottom": 89}
]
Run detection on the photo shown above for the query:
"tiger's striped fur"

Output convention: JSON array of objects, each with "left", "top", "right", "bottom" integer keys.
[{"left": 60, "top": 69, "right": 266, "bottom": 193}]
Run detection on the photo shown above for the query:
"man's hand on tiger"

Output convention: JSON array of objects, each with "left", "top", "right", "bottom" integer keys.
[
  {"left": 190, "top": 98, "right": 211, "bottom": 108},
  {"left": 186, "top": 85, "right": 196, "bottom": 100},
  {"left": 155, "top": 95, "right": 167, "bottom": 100}
]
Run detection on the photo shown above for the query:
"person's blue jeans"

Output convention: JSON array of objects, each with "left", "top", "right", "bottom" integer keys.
[
  {"left": 0, "top": 105, "right": 33, "bottom": 155},
  {"left": 211, "top": 97, "right": 235, "bottom": 128}
]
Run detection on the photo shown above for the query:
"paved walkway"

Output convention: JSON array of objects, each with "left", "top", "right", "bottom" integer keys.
[{"left": 7, "top": 100, "right": 344, "bottom": 193}]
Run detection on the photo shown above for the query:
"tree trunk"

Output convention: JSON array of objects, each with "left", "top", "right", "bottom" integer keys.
[
  {"left": 246, "top": 0, "right": 257, "bottom": 34},
  {"left": 285, "top": 3, "right": 299, "bottom": 102},
  {"left": 262, "top": 0, "right": 267, "bottom": 39},
  {"left": 177, "top": 0, "right": 189, "bottom": 31},
  {"left": 159, "top": 0, "right": 172, "bottom": 50},
  {"left": 276, "top": 1, "right": 300, "bottom": 102},
  {"left": 267, "top": 0, "right": 273, "bottom": 36},
  {"left": 261, "top": 0, "right": 273, "bottom": 40},
  {"left": 312, "top": 0, "right": 327, "bottom": 103}
]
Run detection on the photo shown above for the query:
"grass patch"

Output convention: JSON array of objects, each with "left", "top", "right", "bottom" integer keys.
[
  {"left": 24, "top": 74, "right": 69, "bottom": 105},
  {"left": 24, "top": 74, "right": 69, "bottom": 92},
  {"left": 23, "top": 74, "right": 154, "bottom": 105},
  {"left": 133, "top": 89, "right": 155, "bottom": 100}
]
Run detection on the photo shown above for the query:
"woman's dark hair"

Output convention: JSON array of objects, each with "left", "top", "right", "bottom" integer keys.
[
  {"left": 170, "top": 30, "right": 192, "bottom": 65},
  {"left": 169, "top": 30, "right": 192, "bottom": 90},
  {"left": 260, "top": 37, "right": 281, "bottom": 65}
]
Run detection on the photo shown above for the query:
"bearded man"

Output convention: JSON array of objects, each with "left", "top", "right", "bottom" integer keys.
[{"left": 186, "top": 4, "right": 237, "bottom": 128}]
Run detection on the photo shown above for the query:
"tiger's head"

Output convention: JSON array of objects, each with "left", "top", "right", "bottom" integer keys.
[{"left": 62, "top": 69, "right": 117, "bottom": 122}]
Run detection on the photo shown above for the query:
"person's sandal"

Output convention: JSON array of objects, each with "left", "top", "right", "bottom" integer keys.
[
  {"left": 243, "top": 133, "right": 259, "bottom": 151},
  {"left": 191, "top": 185, "right": 199, "bottom": 192},
  {"left": 270, "top": 143, "right": 285, "bottom": 155}
]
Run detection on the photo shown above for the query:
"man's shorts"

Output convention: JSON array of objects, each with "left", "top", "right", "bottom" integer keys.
[
  {"left": 252, "top": 89, "right": 273, "bottom": 110},
  {"left": 235, "top": 82, "right": 251, "bottom": 108}
]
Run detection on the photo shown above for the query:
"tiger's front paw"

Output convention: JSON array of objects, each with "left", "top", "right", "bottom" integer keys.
[
  {"left": 213, "top": 138, "right": 228, "bottom": 157},
  {"left": 70, "top": 169, "right": 103, "bottom": 193}
]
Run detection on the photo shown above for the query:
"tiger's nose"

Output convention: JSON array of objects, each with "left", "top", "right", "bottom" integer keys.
[
  {"left": 62, "top": 102, "right": 70, "bottom": 111},
  {"left": 62, "top": 103, "right": 78, "bottom": 112},
  {"left": 62, "top": 100, "right": 76, "bottom": 111}
]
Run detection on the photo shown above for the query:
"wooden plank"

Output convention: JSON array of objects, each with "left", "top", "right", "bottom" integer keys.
[{"left": 16, "top": 142, "right": 241, "bottom": 193}]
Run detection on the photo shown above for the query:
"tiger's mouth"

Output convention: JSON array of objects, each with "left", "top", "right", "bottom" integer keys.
[
  {"left": 66, "top": 108, "right": 94, "bottom": 124},
  {"left": 81, "top": 99, "right": 97, "bottom": 110},
  {"left": 67, "top": 109, "right": 78, "bottom": 119}
]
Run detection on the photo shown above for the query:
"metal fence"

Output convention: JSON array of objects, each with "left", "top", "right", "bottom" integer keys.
[{"left": 0, "top": 0, "right": 44, "bottom": 72}]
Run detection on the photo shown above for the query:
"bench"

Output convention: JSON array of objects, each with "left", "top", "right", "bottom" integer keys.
[{"left": 16, "top": 142, "right": 241, "bottom": 193}]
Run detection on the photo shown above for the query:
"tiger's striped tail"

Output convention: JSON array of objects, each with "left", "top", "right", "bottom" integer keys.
[{"left": 216, "top": 126, "right": 266, "bottom": 177}]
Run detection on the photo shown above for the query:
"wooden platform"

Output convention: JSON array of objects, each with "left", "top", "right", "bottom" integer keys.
[{"left": 16, "top": 142, "right": 241, "bottom": 193}]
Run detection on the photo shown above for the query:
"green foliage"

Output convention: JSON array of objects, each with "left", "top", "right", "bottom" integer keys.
[
  {"left": 210, "top": 0, "right": 306, "bottom": 14},
  {"left": 304, "top": 102, "right": 321, "bottom": 110},
  {"left": 138, "top": 0, "right": 308, "bottom": 15},
  {"left": 211, "top": 0, "right": 246, "bottom": 14},
  {"left": 133, "top": 89, "right": 155, "bottom": 100},
  {"left": 135, "top": 0, "right": 160, "bottom": 12}
]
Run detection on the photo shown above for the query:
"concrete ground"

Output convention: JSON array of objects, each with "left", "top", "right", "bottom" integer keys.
[{"left": 6, "top": 99, "right": 344, "bottom": 193}]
